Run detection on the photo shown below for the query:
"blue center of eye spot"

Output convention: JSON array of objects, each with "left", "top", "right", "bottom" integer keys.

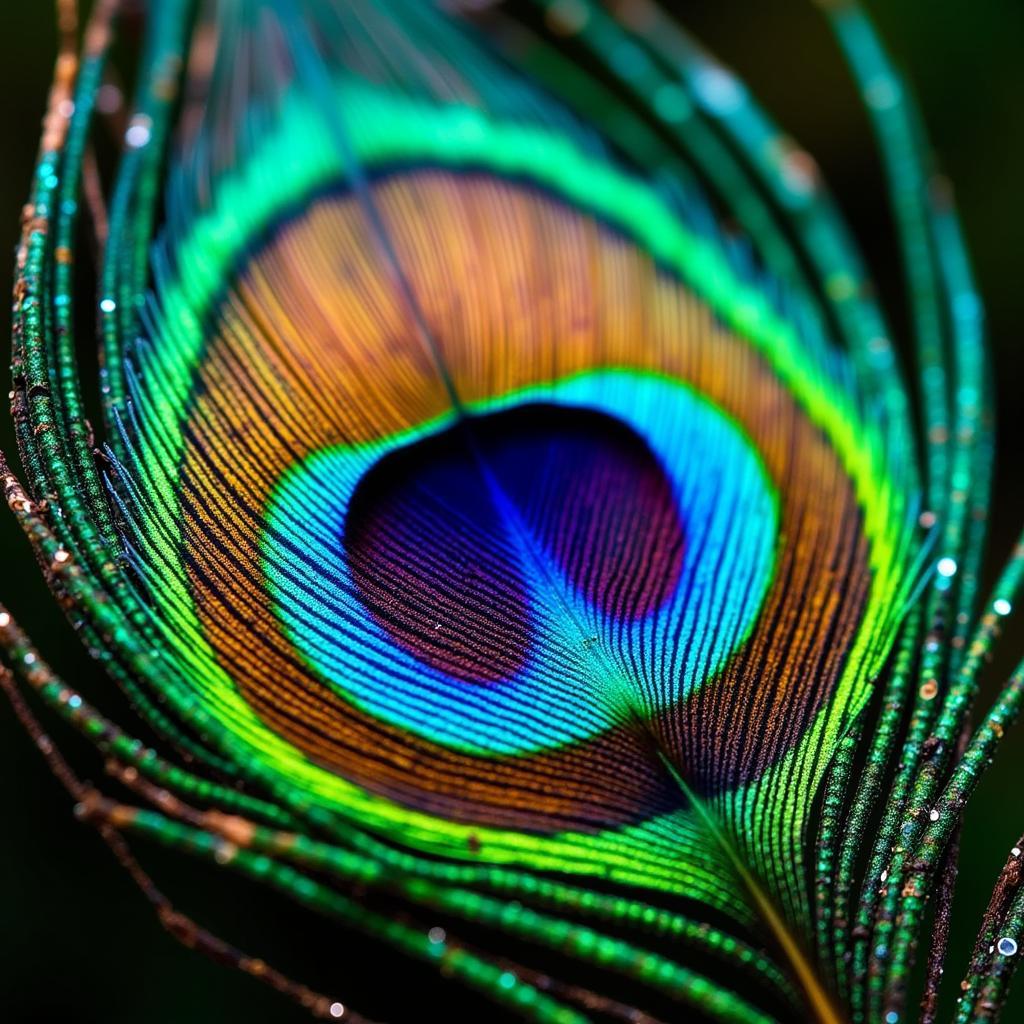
[{"left": 262, "top": 370, "right": 779, "bottom": 756}]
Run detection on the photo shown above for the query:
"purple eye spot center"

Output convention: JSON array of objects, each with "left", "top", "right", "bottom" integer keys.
[{"left": 344, "top": 404, "right": 686, "bottom": 685}]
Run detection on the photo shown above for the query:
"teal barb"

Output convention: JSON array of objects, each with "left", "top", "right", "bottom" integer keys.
[{"left": 3, "top": 1, "right": 1023, "bottom": 1022}]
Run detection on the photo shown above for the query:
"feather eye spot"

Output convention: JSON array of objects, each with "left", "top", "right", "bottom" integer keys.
[{"left": 262, "top": 372, "right": 778, "bottom": 756}]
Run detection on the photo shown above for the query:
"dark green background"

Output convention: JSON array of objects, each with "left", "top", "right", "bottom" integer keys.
[{"left": 1, "top": 1, "right": 1021, "bottom": 1021}]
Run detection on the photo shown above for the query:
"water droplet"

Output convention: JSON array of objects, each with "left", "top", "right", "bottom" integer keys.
[
  {"left": 994, "top": 598, "right": 1012, "bottom": 616},
  {"left": 125, "top": 115, "right": 153, "bottom": 149},
  {"left": 214, "top": 842, "right": 237, "bottom": 865},
  {"left": 937, "top": 557, "right": 957, "bottom": 578},
  {"left": 693, "top": 67, "right": 744, "bottom": 114},
  {"left": 929, "top": 809, "right": 940, "bottom": 822},
  {"left": 99, "top": 298, "right": 117, "bottom": 314},
  {"left": 329, "top": 1002, "right": 345, "bottom": 1019},
  {"left": 998, "top": 937, "right": 1018, "bottom": 956},
  {"left": 428, "top": 926, "right": 446, "bottom": 945}
]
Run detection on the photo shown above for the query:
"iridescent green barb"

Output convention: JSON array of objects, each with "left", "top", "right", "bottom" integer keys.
[
  {"left": 955, "top": 829, "right": 1024, "bottom": 1023},
  {"left": 817, "top": 7, "right": 998, "bottom": 1021},
  {"left": 3, "top": 1, "right": 1022, "bottom": 1022}
]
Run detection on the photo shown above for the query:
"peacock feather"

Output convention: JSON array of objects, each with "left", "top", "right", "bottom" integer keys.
[{"left": 3, "top": 1, "right": 1022, "bottom": 1021}]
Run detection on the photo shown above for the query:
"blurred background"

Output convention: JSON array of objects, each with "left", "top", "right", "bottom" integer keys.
[{"left": 0, "top": 1, "right": 1021, "bottom": 1021}]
